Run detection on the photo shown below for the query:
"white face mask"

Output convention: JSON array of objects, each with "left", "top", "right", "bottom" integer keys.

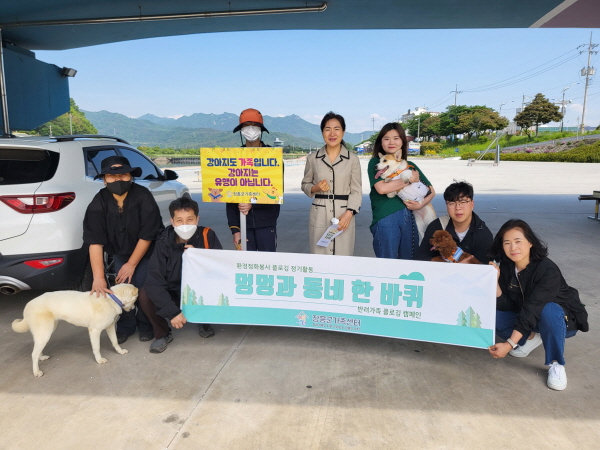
[
  {"left": 174, "top": 224, "right": 197, "bottom": 241},
  {"left": 241, "top": 125, "right": 261, "bottom": 142}
]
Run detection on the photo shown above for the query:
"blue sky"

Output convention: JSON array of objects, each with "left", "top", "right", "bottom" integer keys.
[{"left": 37, "top": 28, "right": 599, "bottom": 133}]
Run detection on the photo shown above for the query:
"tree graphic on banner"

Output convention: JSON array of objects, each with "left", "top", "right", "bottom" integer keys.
[
  {"left": 456, "top": 307, "right": 482, "bottom": 328},
  {"left": 217, "top": 294, "right": 230, "bottom": 306},
  {"left": 182, "top": 284, "right": 197, "bottom": 306}
]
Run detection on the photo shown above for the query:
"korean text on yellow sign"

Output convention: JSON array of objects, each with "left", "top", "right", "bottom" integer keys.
[{"left": 201, "top": 147, "right": 284, "bottom": 204}]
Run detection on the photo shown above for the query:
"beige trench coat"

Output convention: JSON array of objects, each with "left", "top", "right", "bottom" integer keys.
[{"left": 301, "top": 146, "right": 362, "bottom": 255}]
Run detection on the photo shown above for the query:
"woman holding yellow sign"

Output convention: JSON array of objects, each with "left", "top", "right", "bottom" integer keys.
[{"left": 301, "top": 112, "right": 362, "bottom": 255}]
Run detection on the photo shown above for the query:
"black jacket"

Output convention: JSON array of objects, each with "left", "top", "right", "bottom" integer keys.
[
  {"left": 497, "top": 257, "right": 589, "bottom": 336},
  {"left": 415, "top": 212, "right": 493, "bottom": 263},
  {"left": 226, "top": 141, "right": 281, "bottom": 233},
  {"left": 83, "top": 182, "right": 163, "bottom": 257},
  {"left": 144, "top": 225, "right": 222, "bottom": 320}
]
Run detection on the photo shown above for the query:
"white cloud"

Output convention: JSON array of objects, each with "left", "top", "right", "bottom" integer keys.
[
  {"left": 370, "top": 113, "right": 387, "bottom": 121},
  {"left": 168, "top": 114, "right": 184, "bottom": 119}
]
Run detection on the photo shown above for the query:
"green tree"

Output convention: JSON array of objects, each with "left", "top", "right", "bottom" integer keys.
[
  {"left": 407, "top": 114, "right": 442, "bottom": 140},
  {"left": 457, "top": 108, "right": 508, "bottom": 140},
  {"left": 33, "top": 98, "right": 98, "bottom": 135},
  {"left": 514, "top": 93, "right": 562, "bottom": 137},
  {"left": 406, "top": 113, "right": 430, "bottom": 137},
  {"left": 437, "top": 105, "right": 472, "bottom": 137}
]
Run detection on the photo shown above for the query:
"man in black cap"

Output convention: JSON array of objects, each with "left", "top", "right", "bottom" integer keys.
[
  {"left": 83, "top": 155, "right": 163, "bottom": 343},
  {"left": 228, "top": 108, "right": 280, "bottom": 251}
]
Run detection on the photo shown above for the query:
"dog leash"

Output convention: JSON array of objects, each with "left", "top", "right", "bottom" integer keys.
[
  {"left": 107, "top": 293, "right": 124, "bottom": 308},
  {"left": 442, "top": 247, "right": 464, "bottom": 263}
]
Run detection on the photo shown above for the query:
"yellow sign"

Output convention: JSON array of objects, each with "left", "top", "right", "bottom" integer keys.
[{"left": 200, "top": 147, "right": 284, "bottom": 204}]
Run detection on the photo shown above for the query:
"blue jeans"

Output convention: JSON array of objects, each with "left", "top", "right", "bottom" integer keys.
[
  {"left": 370, "top": 208, "right": 417, "bottom": 260},
  {"left": 496, "top": 302, "right": 577, "bottom": 365}
]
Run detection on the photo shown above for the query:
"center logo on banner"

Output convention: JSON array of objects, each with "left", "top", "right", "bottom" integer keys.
[{"left": 181, "top": 250, "right": 497, "bottom": 349}]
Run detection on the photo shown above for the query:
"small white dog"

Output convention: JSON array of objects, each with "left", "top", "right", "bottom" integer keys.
[
  {"left": 375, "top": 150, "right": 437, "bottom": 242},
  {"left": 12, "top": 284, "right": 138, "bottom": 377}
]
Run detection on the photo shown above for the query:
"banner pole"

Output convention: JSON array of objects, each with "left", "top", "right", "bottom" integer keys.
[{"left": 240, "top": 211, "right": 247, "bottom": 251}]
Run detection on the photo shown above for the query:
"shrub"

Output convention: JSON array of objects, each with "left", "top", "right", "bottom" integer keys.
[
  {"left": 421, "top": 142, "right": 442, "bottom": 154},
  {"left": 462, "top": 142, "right": 600, "bottom": 162}
]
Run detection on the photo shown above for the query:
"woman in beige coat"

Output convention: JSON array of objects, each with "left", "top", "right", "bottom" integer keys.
[{"left": 301, "top": 112, "right": 362, "bottom": 255}]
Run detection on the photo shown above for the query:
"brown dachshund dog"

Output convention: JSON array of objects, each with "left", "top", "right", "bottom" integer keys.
[{"left": 429, "top": 230, "right": 480, "bottom": 264}]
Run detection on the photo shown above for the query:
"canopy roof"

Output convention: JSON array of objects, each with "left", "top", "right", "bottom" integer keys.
[{"left": 1, "top": 0, "right": 598, "bottom": 51}]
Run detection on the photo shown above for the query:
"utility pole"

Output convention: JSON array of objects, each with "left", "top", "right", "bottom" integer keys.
[
  {"left": 451, "top": 84, "right": 462, "bottom": 106},
  {"left": 579, "top": 32, "right": 598, "bottom": 134},
  {"left": 417, "top": 115, "right": 421, "bottom": 141}
]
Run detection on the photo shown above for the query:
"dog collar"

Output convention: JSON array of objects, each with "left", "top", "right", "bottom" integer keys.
[
  {"left": 443, "top": 247, "right": 464, "bottom": 263},
  {"left": 209, "top": 193, "right": 223, "bottom": 200},
  {"left": 108, "top": 293, "right": 124, "bottom": 308}
]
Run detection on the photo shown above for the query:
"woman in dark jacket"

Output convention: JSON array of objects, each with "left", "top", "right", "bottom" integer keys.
[
  {"left": 83, "top": 155, "right": 163, "bottom": 343},
  {"left": 488, "top": 219, "right": 588, "bottom": 391}
]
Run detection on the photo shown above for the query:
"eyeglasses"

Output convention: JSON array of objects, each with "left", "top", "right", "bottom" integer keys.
[{"left": 446, "top": 199, "right": 472, "bottom": 208}]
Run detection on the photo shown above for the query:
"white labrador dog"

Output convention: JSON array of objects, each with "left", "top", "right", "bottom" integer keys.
[{"left": 12, "top": 284, "right": 138, "bottom": 377}]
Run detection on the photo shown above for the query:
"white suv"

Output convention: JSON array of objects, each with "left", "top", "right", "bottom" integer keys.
[{"left": 0, "top": 135, "right": 189, "bottom": 295}]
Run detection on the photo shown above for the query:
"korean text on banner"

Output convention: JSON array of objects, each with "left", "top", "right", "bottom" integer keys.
[
  {"left": 181, "top": 249, "right": 497, "bottom": 349},
  {"left": 201, "top": 147, "right": 284, "bottom": 204}
]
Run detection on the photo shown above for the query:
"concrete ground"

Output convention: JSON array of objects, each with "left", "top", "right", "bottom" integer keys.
[{"left": 1, "top": 158, "right": 599, "bottom": 450}]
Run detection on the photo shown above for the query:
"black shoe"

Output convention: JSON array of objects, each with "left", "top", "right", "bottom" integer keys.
[
  {"left": 150, "top": 333, "right": 173, "bottom": 353},
  {"left": 117, "top": 333, "right": 128, "bottom": 345},
  {"left": 139, "top": 330, "right": 154, "bottom": 342},
  {"left": 198, "top": 324, "right": 215, "bottom": 338}
]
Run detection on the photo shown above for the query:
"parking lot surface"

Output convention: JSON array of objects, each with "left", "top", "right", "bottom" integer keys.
[{"left": 1, "top": 158, "right": 599, "bottom": 450}]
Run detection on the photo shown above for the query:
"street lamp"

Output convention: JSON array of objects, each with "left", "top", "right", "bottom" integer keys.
[
  {"left": 560, "top": 82, "right": 580, "bottom": 133},
  {"left": 498, "top": 100, "right": 514, "bottom": 117}
]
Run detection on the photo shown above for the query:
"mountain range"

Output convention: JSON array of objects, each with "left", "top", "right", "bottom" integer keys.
[{"left": 83, "top": 110, "right": 371, "bottom": 149}]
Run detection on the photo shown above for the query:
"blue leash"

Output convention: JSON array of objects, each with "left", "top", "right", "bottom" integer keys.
[{"left": 108, "top": 293, "right": 124, "bottom": 308}]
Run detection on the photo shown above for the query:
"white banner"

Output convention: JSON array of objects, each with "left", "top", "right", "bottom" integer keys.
[{"left": 181, "top": 249, "right": 497, "bottom": 349}]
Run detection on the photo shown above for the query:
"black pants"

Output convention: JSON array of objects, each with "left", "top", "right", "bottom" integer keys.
[
  {"left": 137, "top": 287, "right": 178, "bottom": 339},
  {"left": 113, "top": 254, "right": 152, "bottom": 336},
  {"left": 247, "top": 226, "right": 277, "bottom": 252}
]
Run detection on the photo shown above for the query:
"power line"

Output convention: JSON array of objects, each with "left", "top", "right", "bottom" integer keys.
[
  {"left": 462, "top": 48, "right": 580, "bottom": 92},
  {"left": 464, "top": 54, "right": 580, "bottom": 93}
]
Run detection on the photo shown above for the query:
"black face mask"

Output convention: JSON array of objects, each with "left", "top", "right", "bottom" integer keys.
[{"left": 106, "top": 179, "right": 132, "bottom": 196}]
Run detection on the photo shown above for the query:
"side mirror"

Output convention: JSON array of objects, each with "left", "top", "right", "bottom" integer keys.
[{"left": 163, "top": 169, "right": 179, "bottom": 181}]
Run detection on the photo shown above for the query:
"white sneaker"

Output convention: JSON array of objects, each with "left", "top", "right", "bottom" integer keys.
[
  {"left": 509, "top": 333, "right": 542, "bottom": 357},
  {"left": 547, "top": 362, "right": 567, "bottom": 391}
]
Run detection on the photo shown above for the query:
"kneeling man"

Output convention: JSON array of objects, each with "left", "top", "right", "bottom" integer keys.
[{"left": 138, "top": 197, "right": 223, "bottom": 353}]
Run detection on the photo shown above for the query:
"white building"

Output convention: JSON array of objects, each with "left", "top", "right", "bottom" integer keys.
[{"left": 400, "top": 107, "right": 440, "bottom": 123}]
